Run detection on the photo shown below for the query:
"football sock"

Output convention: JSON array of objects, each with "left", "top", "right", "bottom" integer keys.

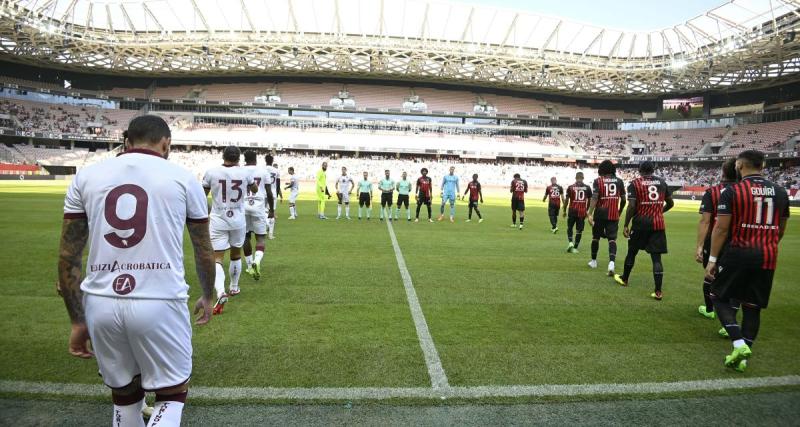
[
  {"left": 519, "top": 216, "right": 524, "bottom": 224},
  {"left": 395, "top": 207, "right": 400, "bottom": 219},
  {"left": 148, "top": 392, "right": 187, "bottom": 427},
  {"left": 575, "top": 232, "right": 582, "bottom": 248},
  {"left": 407, "top": 209, "right": 411, "bottom": 220},
  {"left": 254, "top": 249, "right": 264, "bottom": 268},
  {"left": 337, "top": 205, "right": 342, "bottom": 217},
  {"left": 622, "top": 246, "right": 638, "bottom": 281},
  {"left": 244, "top": 255, "right": 252, "bottom": 269},
  {"left": 468, "top": 205, "right": 473, "bottom": 219},
  {"left": 229, "top": 258, "right": 241, "bottom": 291},
  {"left": 268, "top": 218, "right": 275, "bottom": 235},
  {"left": 440, "top": 203, "right": 445, "bottom": 214},
  {"left": 380, "top": 207, "right": 384, "bottom": 219},
  {"left": 651, "top": 253, "right": 663, "bottom": 292},
  {"left": 367, "top": 208, "right": 371, "bottom": 218},
  {"left": 713, "top": 298, "right": 743, "bottom": 341},
  {"left": 112, "top": 389, "right": 146, "bottom": 427},
  {"left": 214, "top": 262, "right": 225, "bottom": 298},
  {"left": 426, "top": 204, "right": 432, "bottom": 219},
  {"left": 741, "top": 305, "right": 761, "bottom": 348},
  {"left": 358, "top": 206, "right": 362, "bottom": 218},
  {"left": 702, "top": 278, "right": 714, "bottom": 312},
  {"left": 608, "top": 240, "right": 617, "bottom": 262},
  {"left": 346, "top": 205, "right": 350, "bottom": 217},
  {"left": 512, "top": 212, "right": 517, "bottom": 224},
  {"left": 591, "top": 239, "right": 599, "bottom": 260},
  {"left": 450, "top": 205, "right": 455, "bottom": 217},
  {"left": 475, "top": 208, "right": 482, "bottom": 219},
  {"left": 567, "top": 226, "right": 573, "bottom": 242},
  {"left": 549, "top": 215, "right": 557, "bottom": 228},
  {"left": 415, "top": 204, "right": 421, "bottom": 219}
]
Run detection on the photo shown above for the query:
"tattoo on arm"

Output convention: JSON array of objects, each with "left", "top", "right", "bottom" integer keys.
[
  {"left": 187, "top": 221, "right": 216, "bottom": 299},
  {"left": 58, "top": 218, "right": 89, "bottom": 324}
]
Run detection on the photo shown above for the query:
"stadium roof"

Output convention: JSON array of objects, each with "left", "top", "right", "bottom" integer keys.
[{"left": 1, "top": 0, "right": 799, "bottom": 97}]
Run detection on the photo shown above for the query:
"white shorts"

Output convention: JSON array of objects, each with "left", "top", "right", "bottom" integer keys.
[
  {"left": 85, "top": 294, "right": 191, "bottom": 390},
  {"left": 289, "top": 190, "right": 299, "bottom": 204},
  {"left": 339, "top": 192, "right": 351, "bottom": 204},
  {"left": 211, "top": 226, "right": 246, "bottom": 251},
  {"left": 245, "top": 213, "right": 267, "bottom": 235}
]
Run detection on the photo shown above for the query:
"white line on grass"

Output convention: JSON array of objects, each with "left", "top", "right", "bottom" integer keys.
[
  {"left": 385, "top": 219, "right": 450, "bottom": 389},
  {"left": 2, "top": 376, "right": 798, "bottom": 400}
]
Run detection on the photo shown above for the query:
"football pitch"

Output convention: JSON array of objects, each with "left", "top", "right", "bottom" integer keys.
[{"left": 1, "top": 181, "right": 799, "bottom": 423}]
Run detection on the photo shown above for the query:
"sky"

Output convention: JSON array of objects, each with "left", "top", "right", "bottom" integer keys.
[{"left": 459, "top": 0, "right": 725, "bottom": 31}]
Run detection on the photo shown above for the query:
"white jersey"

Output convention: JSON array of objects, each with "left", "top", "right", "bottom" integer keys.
[
  {"left": 63, "top": 148, "right": 208, "bottom": 300},
  {"left": 288, "top": 175, "right": 300, "bottom": 192},
  {"left": 243, "top": 165, "right": 274, "bottom": 214},
  {"left": 264, "top": 165, "right": 279, "bottom": 198},
  {"left": 337, "top": 175, "right": 354, "bottom": 194},
  {"left": 202, "top": 165, "right": 255, "bottom": 231}
]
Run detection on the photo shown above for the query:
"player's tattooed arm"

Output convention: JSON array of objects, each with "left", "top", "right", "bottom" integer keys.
[
  {"left": 187, "top": 221, "right": 216, "bottom": 299},
  {"left": 58, "top": 218, "right": 89, "bottom": 324}
]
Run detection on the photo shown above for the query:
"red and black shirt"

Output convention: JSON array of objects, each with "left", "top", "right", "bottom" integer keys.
[
  {"left": 467, "top": 181, "right": 482, "bottom": 201},
  {"left": 566, "top": 182, "right": 592, "bottom": 218},
  {"left": 544, "top": 184, "right": 564, "bottom": 208},
  {"left": 699, "top": 181, "right": 734, "bottom": 243},
  {"left": 416, "top": 176, "right": 433, "bottom": 198},
  {"left": 626, "top": 175, "right": 670, "bottom": 231},
  {"left": 592, "top": 175, "right": 626, "bottom": 221},
  {"left": 511, "top": 179, "right": 528, "bottom": 201}
]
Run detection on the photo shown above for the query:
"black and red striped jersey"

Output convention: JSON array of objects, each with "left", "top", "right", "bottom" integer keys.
[
  {"left": 416, "top": 176, "right": 432, "bottom": 198},
  {"left": 592, "top": 175, "right": 626, "bottom": 221},
  {"left": 511, "top": 179, "right": 528, "bottom": 200},
  {"left": 544, "top": 184, "right": 564, "bottom": 208},
  {"left": 626, "top": 175, "right": 670, "bottom": 231},
  {"left": 717, "top": 175, "right": 790, "bottom": 270},
  {"left": 467, "top": 181, "right": 481, "bottom": 201},
  {"left": 566, "top": 182, "right": 592, "bottom": 218},
  {"left": 699, "top": 181, "right": 735, "bottom": 243}
]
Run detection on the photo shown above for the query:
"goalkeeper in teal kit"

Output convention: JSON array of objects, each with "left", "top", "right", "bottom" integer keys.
[{"left": 438, "top": 166, "right": 460, "bottom": 223}]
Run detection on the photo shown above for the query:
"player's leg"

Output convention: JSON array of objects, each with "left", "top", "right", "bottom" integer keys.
[
  {"left": 616, "top": 243, "right": 639, "bottom": 286},
  {"left": 566, "top": 216, "right": 575, "bottom": 250},
  {"left": 111, "top": 377, "right": 147, "bottom": 427},
  {"left": 589, "top": 220, "right": 602, "bottom": 267},
  {"left": 337, "top": 196, "right": 342, "bottom": 219},
  {"left": 252, "top": 233, "right": 266, "bottom": 281},
  {"left": 127, "top": 299, "right": 192, "bottom": 426},
  {"left": 345, "top": 202, "right": 351, "bottom": 219},
  {"left": 519, "top": 205, "right": 525, "bottom": 228},
  {"left": 404, "top": 197, "right": 411, "bottom": 220},
  {"left": 467, "top": 202, "right": 474, "bottom": 220},
  {"left": 606, "top": 221, "right": 619, "bottom": 275},
  {"left": 415, "top": 199, "right": 421, "bottom": 220},
  {"left": 242, "top": 230, "right": 254, "bottom": 272},
  {"left": 267, "top": 203, "right": 276, "bottom": 239},
  {"left": 438, "top": 196, "right": 446, "bottom": 220},
  {"left": 449, "top": 197, "right": 456, "bottom": 220},
  {"left": 699, "top": 245, "right": 716, "bottom": 318},
  {"left": 511, "top": 207, "right": 517, "bottom": 226},
  {"left": 395, "top": 198, "right": 400, "bottom": 220},
  {"left": 426, "top": 200, "right": 432, "bottom": 220},
  {"left": 475, "top": 203, "right": 482, "bottom": 220},
  {"left": 227, "top": 228, "right": 245, "bottom": 295},
  {"left": 575, "top": 218, "right": 585, "bottom": 249},
  {"left": 210, "top": 227, "right": 229, "bottom": 311},
  {"left": 740, "top": 303, "right": 761, "bottom": 349}
]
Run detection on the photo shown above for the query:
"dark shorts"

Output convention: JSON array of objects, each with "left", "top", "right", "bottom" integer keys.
[
  {"left": 702, "top": 240, "right": 728, "bottom": 268},
  {"left": 359, "top": 192, "right": 371, "bottom": 207},
  {"left": 592, "top": 219, "right": 619, "bottom": 240},
  {"left": 511, "top": 198, "right": 525, "bottom": 211},
  {"left": 417, "top": 195, "right": 431, "bottom": 205},
  {"left": 468, "top": 199, "right": 480, "bottom": 208},
  {"left": 381, "top": 192, "right": 393, "bottom": 207},
  {"left": 568, "top": 216, "right": 585, "bottom": 232},
  {"left": 711, "top": 249, "right": 775, "bottom": 308},
  {"left": 397, "top": 194, "right": 410, "bottom": 208},
  {"left": 628, "top": 229, "right": 668, "bottom": 254},
  {"left": 548, "top": 205, "right": 560, "bottom": 217}
]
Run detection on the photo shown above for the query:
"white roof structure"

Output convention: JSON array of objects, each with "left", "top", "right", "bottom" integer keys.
[{"left": 1, "top": 0, "right": 799, "bottom": 97}]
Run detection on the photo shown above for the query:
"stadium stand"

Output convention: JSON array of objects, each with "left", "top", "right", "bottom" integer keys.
[{"left": 721, "top": 119, "right": 800, "bottom": 153}]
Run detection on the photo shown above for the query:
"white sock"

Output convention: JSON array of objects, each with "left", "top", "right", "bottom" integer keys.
[
  {"left": 291, "top": 206, "right": 296, "bottom": 217},
  {"left": 337, "top": 205, "right": 342, "bottom": 217},
  {"left": 229, "top": 259, "right": 242, "bottom": 291},
  {"left": 254, "top": 250, "right": 264, "bottom": 267},
  {"left": 113, "top": 399, "right": 146, "bottom": 427},
  {"left": 268, "top": 218, "right": 275, "bottom": 235},
  {"left": 733, "top": 339, "right": 746, "bottom": 348},
  {"left": 146, "top": 400, "right": 184, "bottom": 427},
  {"left": 345, "top": 205, "right": 350, "bottom": 217},
  {"left": 244, "top": 255, "right": 252, "bottom": 269},
  {"left": 214, "top": 263, "right": 225, "bottom": 298}
]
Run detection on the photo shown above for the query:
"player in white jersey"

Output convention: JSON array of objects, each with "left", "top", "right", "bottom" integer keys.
[
  {"left": 263, "top": 156, "right": 279, "bottom": 239},
  {"left": 285, "top": 166, "right": 300, "bottom": 219},
  {"left": 202, "top": 146, "right": 257, "bottom": 314},
  {"left": 336, "top": 166, "right": 355, "bottom": 220},
  {"left": 58, "top": 115, "right": 216, "bottom": 427},
  {"left": 241, "top": 150, "right": 275, "bottom": 282}
]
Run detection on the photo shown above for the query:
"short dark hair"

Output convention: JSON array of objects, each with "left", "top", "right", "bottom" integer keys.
[
  {"left": 244, "top": 150, "right": 257, "bottom": 164},
  {"left": 265, "top": 154, "right": 274, "bottom": 165},
  {"left": 223, "top": 146, "right": 241, "bottom": 163},
  {"left": 598, "top": 160, "right": 616, "bottom": 176},
  {"left": 421, "top": 168, "right": 428, "bottom": 173},
  {"left": 472, "top": 174, "right": 478, "bottom": 179},
  {"left": 737, "top": 150, "right": 764, "bottom": 169},
  {"left": 721, "top": 158, "right": 737, "bottom": 181},
  {"left": 576, "top": 171, "right": 584, "bottom": 179},
  {"left": 513, "top": 173, "right": 520, "bottom": 179},
  {"left": 126, "top": 115, "right": 170, "bottom": 146},
  {"left": 638, "top": 161, "right": 655, "bottom": 175}
]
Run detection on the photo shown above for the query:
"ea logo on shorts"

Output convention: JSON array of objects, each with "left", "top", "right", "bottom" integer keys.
[
  {"left": 112, "top": 274, "right": 136, "bottom": 295},
  {"left": 226, "top": 210, "right": 234, "bottom": 218}
]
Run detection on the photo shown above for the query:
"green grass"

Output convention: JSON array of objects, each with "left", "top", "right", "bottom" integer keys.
[{"left": 0, "top": 181, "right": 799, "bottom": 394}]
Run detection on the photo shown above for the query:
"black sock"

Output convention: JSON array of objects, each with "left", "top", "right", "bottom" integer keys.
[
  {"left": 520, "top": 216, "right": 524, "bottom": 224},
  {"left": 476, "top": 208, "right": 482, "bottom": 219},
  {"left": 591, "top": 239, "right": 599, "bottom": 260},
  {"left": 702, "top": 279, "right": 714, "bottom": 311},
  {"left": 575, "top": 232, "right": 582, "bottom": 249},
  {"left": 622, "top": 246, "right": 638, "bottom": 281},
  {"left": 608, "top": 240, "right": 617, "bottom": 262},
  {"left": 741, "top": 305, "right": 761, "bottom": 348},
  {"left": 550, "top": 215, "right": 557, "bottom": 228},
  {"left": 713, "top": 297, "right": 743, "bottom": 341},
  {"left": 512, "top": 212, "right": 516, "bottom": 224},
  {"left": 426, "top": 205, "right": 431, "bottom": 219},
  {"left": 416, "top": 204, "right": 421, "bottom": 219},
  {"left": 468, "top": 205, "right": 473, "bottom": 219},
  {"left": 651, "top": 253, "right": 663, "bottom": 292}
]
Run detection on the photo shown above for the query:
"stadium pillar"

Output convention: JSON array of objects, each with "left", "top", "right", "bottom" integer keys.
[{"left": 70, "top": 141, "right": 75, "bottom": 150}]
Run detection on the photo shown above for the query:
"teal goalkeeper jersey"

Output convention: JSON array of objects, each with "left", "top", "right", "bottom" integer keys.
[
  {"left": 442, "top": 174, "right": 459, "bottom": 195},
  {"left": 397, "top": 179, "right": 412, "bottom": 195},
  {"left": 358, "top": 180, "right": 372, "bottom": 193},
  {"left": 379, "top": 178, "right": 395, "bottom": 193}
]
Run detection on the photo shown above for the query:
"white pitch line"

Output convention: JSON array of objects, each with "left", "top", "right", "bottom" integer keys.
[
  {"left": 385, "top": 219, "right": 450, "bottom": 389},
  {"left": 2, "top": 376, "right": 799, "bottom": 400}
]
